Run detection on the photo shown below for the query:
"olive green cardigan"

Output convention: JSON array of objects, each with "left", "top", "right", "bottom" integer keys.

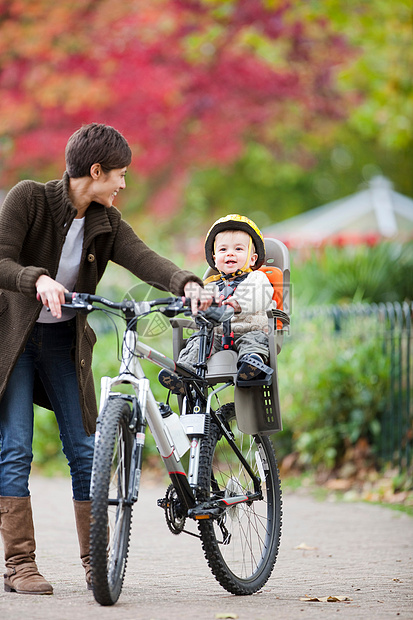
[{"left": 0, "top": 172, "right": 201, "bottom": 434}]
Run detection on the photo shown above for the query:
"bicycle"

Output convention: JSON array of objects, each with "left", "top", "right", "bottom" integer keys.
[{"left": 63, "top": 291, "right": 287, "bottom": 606}]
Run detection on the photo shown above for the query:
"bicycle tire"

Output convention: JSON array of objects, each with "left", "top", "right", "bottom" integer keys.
[
  {"left": 197, "top": 403, "right": 282, "bottom": 595},
  {"left": 90, "top": 398, "right": 134, "bottom": 605}
]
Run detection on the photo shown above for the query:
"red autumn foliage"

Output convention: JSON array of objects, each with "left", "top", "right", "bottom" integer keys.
[{"left": 0, "top": 0, "right": 355, "bottom": 214}]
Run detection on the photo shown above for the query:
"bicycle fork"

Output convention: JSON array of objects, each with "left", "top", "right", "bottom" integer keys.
[{"left": 97, "top": 373, "right": 196, "bottom": 512}]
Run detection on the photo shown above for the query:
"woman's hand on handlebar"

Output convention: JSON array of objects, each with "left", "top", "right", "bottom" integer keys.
[
  {"left": 183, "top": 281, "right": 214, "bottom": 315},
  {"left": 35, "top": 275, "right": 68, "bottom": 319}
]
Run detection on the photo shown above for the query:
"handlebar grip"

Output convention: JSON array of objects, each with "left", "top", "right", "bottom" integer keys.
[{"left": 63, "top": 292, "right": 94, "bottom": 305}]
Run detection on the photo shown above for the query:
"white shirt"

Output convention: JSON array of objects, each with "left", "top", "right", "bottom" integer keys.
[{"left": 37, "top": 217, "right": 85, "bottom": 323}]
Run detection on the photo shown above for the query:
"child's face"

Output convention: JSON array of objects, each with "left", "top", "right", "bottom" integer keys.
[{"left": 213, "top": 230, "right": 258, "bottom": 274}]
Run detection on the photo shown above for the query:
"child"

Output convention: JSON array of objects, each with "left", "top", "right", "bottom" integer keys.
[{"left": 159, "top": 214, "right": 274, "bottom": 393}]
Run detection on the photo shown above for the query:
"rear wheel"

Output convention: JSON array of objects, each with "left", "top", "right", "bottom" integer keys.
[
  {"left": 90, "top": 398, "right": 134, "bottom": 605},
  {"left": 197, "top": 403, "right": 282, "bottom": 595}
]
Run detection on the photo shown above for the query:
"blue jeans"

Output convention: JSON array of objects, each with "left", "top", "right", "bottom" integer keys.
[{"left": 0, "top": 320, "right": 95, "bottom": 500}]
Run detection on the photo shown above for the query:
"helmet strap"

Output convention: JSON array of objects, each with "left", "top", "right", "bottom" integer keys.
[
  {"left": 240, "top": 236, "right": 254, "bottom": 272},
  {"left": 203, "top": 267, "right": 252, "bottom": 286}
]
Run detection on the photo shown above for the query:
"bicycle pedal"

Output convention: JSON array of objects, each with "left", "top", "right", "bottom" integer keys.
[
  {"left": 188, "top": 503, "right": 223, "bottom": 520},
  {"left": 157, "top": 497, "right": 170, "bottom": 509}
]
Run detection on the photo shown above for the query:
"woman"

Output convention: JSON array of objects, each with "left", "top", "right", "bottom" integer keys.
[{"left": 0, "top": 123, "right": 210, "bottom": 595}]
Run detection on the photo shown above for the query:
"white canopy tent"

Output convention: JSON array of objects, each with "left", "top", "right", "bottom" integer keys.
[{"left": 264, "top": 176, "right": 413, "bottom": 247}]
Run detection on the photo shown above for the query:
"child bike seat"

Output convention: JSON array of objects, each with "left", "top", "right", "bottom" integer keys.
[{"left": 171, "top": 238, "right": 290, "bottom": 435}]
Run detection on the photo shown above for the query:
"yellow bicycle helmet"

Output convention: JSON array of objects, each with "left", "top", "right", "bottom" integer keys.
[{"left": 204, "top": 214, "right": 266, "bottom": 271}]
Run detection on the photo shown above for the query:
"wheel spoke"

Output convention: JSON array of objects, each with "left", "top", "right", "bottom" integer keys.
[{"left": 197, "top": 403, "right": 282, "bottom": 595}]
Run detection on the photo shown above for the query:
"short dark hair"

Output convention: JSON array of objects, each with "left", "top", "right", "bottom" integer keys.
[{"left": 65, "top": 123, "right": 132, "bottom": 178}]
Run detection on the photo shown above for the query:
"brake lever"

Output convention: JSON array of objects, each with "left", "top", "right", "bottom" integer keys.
[
  {"left": 60, "top": 302, "right": 95, "bottom": 314},
  {"left": 61, "top": 293, "right": 95, "bottom": 313}
]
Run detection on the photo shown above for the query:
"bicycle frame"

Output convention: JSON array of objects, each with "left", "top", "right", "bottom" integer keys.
[
  {"left": 94, "top": 315, "right": 262, "bottom": 517},
  {"left": 95, "top": 326, "right": 196, "bottom": 511}
]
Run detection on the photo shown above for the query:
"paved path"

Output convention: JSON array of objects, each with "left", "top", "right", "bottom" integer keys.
[{"left": 0, "top": 474, "right": 412, "bottom": 620}]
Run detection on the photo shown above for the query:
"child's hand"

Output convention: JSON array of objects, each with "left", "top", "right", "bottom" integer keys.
[
  {"left": 184, "top": 281, "right": 214, "bottom": 315},
  {"left": 222, "top": 297, "right": 241, "bottom": 313}
]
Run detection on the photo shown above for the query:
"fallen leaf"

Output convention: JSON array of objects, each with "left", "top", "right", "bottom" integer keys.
[
  {"left": 325, "top": 478, "right": 353, "bottom": 491},
  {"left": 215, "top": 614, "right": 239, "bottom": 619},
  {"left": 300, "top": 595, "right": 352, "bottom": 603},
  {"left": 294, "top": 542, "right": 317, "bottom": 550}
]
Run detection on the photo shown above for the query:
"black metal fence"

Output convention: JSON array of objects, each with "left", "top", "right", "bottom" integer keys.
[
  {"left": 300, "top": 301, "right": 412, "bottom": 473},
  {"left": 379, "top": 302, "right": 412, "bottom": 472}
]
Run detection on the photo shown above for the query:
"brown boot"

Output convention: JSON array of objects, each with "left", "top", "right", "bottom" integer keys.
[
  {"left": 73, "top": 499, "right": 92, "bottom": 590},
  {"left": 0, "top": 496, "right": 53, "bottom": 595}
]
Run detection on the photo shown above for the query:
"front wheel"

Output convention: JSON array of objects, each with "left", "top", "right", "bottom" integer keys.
[
  {"left": 90, "top": 398, "right": 134, "bottom": 606},
  {"left": 197, "top": 403, "right": 282, "bottom": 595}
]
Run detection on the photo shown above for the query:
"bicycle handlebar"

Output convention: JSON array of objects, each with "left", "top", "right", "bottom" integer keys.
[
  {"left": 64, "top": 292, "right": 123, "bottom": 309},
  {"left": 63, "top": 293, "right": 286, "bottom": 333},
  {"left": 63, "top": 292, "right": 187, "bottom": 315},
  {"left": 62, "top": 292, "right": 227, "bottom": 322}
]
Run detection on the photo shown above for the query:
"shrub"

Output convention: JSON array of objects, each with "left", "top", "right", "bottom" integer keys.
[
  {"left": 277, "top": 317, "right": 390, "bottom": 471},
  {"left": 292, "top": 241, "right": 413, "bottom": 306}
]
